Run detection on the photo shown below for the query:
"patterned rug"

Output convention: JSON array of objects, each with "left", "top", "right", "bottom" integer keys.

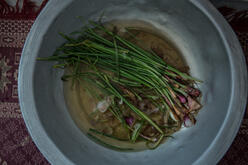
[{"left": 0, "top": 1, "right": 247, "bottom": 165}]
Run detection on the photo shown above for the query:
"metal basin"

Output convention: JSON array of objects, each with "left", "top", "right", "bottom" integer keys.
[{"left": 18, "top": 0, "right": 247, "bottom": 164}]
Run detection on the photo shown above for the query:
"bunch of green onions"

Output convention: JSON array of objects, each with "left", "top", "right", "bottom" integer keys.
[{"left": 38, "top": 20, "right": 202, "bottom": 150}]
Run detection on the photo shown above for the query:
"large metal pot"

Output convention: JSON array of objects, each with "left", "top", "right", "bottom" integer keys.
[{"left": 18, "top": 0, "right": 247, "bottom": 164}]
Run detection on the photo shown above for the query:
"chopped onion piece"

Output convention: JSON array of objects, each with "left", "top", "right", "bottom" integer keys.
[
  {"left": 187, "top": 96, "right": 201, "bottom": 111},
  {"left": 125, "top": 116, "right": 134, "bottom": 126},
  {"left": 95, "top": 96, "right": 112, "bottom": 113},
  {"left": 183, "top": 115, "right": 193, "bottom": 127},
  {"left": 187, "top": 87, "right": 201, "bottom": 97},
  {"left": 96, "top": 100, "right": 110, "bottom": 113},
  {"left": 178, "top": 95, "right": 187, "bottom": 104}
]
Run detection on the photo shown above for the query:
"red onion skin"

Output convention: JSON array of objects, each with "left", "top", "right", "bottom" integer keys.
[
  {"left": 125, "top": 116, "right": 134, "bottom": 126},
  {"left": 187, "top": 87, "right": 201, "bottom": 97},
  {"left": 178, "top": 95, "right": 187, "bottom": 104},
  {"left": 187, "top": 96, "right": 201, "bottom": 111}
]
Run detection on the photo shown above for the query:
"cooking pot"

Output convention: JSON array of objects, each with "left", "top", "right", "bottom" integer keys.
[{"left": 18, "top": 0, "right": 247, "bottom": 164}]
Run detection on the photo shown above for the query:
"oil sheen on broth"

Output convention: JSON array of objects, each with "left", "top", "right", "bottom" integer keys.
[{"left": 64, "top": 20, "right": 188, "bottom": 151}]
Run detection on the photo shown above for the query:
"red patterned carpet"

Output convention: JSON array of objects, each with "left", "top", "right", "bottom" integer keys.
[{"left": 0, "top": 1, "right": 247, "bottom": 164}]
